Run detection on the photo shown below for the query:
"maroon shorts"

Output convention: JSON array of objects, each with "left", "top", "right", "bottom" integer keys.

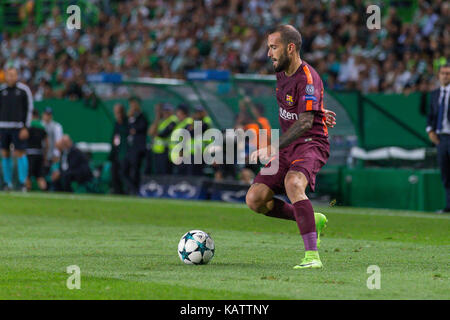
[{"left": 253, "top": 137, "right": 329, "bottom": 193}]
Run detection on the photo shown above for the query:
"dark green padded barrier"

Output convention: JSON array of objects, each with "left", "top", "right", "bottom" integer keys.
[
  {"left": 363, "top": 93, "right": 428, "bottom": 148},
  {"left": 339, "top": 168, "right": 444, "bottom": 212},
  {"left": 35, "top": 99, "right": 113, "bottom": 143},
  {"left": 329, "top": 91, "right": 429, "bottom": 149},
  {"left": 35, "top": 99, "right": 113, "bottom": 162}
]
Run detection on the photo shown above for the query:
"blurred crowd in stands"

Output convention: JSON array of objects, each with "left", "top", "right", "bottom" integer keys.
[{"left": 0, "top": 0, "right": 448, "bottom": 100}]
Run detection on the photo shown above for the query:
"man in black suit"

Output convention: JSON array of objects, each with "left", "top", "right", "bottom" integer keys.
[
  {"left": 109, "top": 103, "right": 128, "bottom": 194},
  {"left": 122, "top": 96, "right": 148, "bottom": 195},
  {"left": 51, "top": 135, "right": 93, "bottom": 192},
  {"left": 427, "top": 63, "right": 450, "bottom": 213}
]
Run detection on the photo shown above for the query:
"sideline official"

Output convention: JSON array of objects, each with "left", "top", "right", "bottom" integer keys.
[
  {"left": 427, "top": 63, "right": 450, "bottom": 213},
  {"left": 122, "top": 96, "right": 148, "bottom": 195},
  {"left": 0, "top": 67, "right": 33, "bottom": 191}
]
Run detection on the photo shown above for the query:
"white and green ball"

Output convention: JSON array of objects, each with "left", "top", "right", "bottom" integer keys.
[{"left": 178, "top": 230, "right": 215, "bottom": 265}]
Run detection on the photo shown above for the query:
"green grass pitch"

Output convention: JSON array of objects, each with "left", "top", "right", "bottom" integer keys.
[{"left": 0, "top": 192, "right": 448, "bottom": 300}]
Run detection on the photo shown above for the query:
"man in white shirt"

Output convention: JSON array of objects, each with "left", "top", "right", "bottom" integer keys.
[
  {"left": 427, "top": 63, "right": 450, "bottom": 213},
  {"left": 41, "top": 107, "right": 63, "bottom": 174}
]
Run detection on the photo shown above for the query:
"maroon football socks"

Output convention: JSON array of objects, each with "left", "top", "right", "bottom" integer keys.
[
  {"left": 293, "top": 199, "right": 318, "bottom": 251},
  {"left": 264, "top": 197, "right": 318, "bottom": 251},
  {"left": 265, "top": 198, "right": 295, "bottom": 221}
]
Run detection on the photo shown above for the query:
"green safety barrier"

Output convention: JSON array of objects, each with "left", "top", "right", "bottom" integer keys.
[
  {"left": 338, "top": 167, "right": 444, "bottom": 212},
  {"left": 329, "top": 91, "right": 429, "bottom": 149}
]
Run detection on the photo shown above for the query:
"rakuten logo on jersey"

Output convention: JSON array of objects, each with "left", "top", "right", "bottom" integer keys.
[{"left": 279, "top": 107, "right": 298, "bottom": 121}]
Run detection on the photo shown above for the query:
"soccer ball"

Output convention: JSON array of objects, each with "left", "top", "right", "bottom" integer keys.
[{"left": 178, "top": 230, "right": 215, "bottom": 265}]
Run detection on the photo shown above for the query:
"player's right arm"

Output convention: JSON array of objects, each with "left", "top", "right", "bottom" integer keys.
[
  {"left": 250, "top": 112, "right": 314, "bottom": 163},
  {"left": 278, "top": 112, "right": 314, "bottom": 150}
]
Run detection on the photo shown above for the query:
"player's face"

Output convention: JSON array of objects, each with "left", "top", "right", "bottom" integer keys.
[
  {"left": 5, "top": 68, "right": 18, "bottom": 86},
  {"left": 439, "top": 67, "right": 450, "bottom": 86},
  {"left": 267, "top": 33, "right": 290, "bottom": 72}
]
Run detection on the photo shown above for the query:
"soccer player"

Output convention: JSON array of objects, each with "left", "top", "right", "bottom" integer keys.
[
  {"left": 0, "top": 67, "right": 33, "bottom": 191},
  {"left": 246, "top": 25, "right": 331, "bottom": 269}
]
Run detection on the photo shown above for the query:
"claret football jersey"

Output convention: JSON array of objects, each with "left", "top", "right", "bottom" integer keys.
[{"left": 276, "top": 60, "right": 328, "bottom": 142}]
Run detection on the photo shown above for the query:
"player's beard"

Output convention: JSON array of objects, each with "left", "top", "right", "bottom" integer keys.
[{"left": 273, "top": 48, "right": 290, "bottom": 73}]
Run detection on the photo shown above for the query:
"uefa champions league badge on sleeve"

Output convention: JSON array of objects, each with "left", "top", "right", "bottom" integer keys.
[{"left": 306, "top": 84, "right": 314, "bottom": 95}]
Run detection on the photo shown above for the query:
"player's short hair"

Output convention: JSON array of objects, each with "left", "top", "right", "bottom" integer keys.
[{"left": 268, "top": 25, "right": 302, "bottom": 53}]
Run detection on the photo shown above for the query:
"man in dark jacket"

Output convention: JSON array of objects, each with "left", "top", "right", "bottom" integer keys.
[
  {"left": 51, "top": 135, "right": 93, "bottom": 192},
  {"left": 26, "top": 109, "right": 48, "bottom": 191},
  {"left": 122, "top": 96, "right": 148, "bottom": 195},
  {"left": 427, "top": 63, "right": 450, "bottom": 213},
  {"left": 109, "top": 103, "right": 128, "bottom": 194}
]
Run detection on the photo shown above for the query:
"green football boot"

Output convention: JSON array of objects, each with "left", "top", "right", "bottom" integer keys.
[
  {"left": 293, "top": 250, "right": 323, "bottom": 269},
  {"left": 314, "top": 212, "right": 327, "bottom": 248}
]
